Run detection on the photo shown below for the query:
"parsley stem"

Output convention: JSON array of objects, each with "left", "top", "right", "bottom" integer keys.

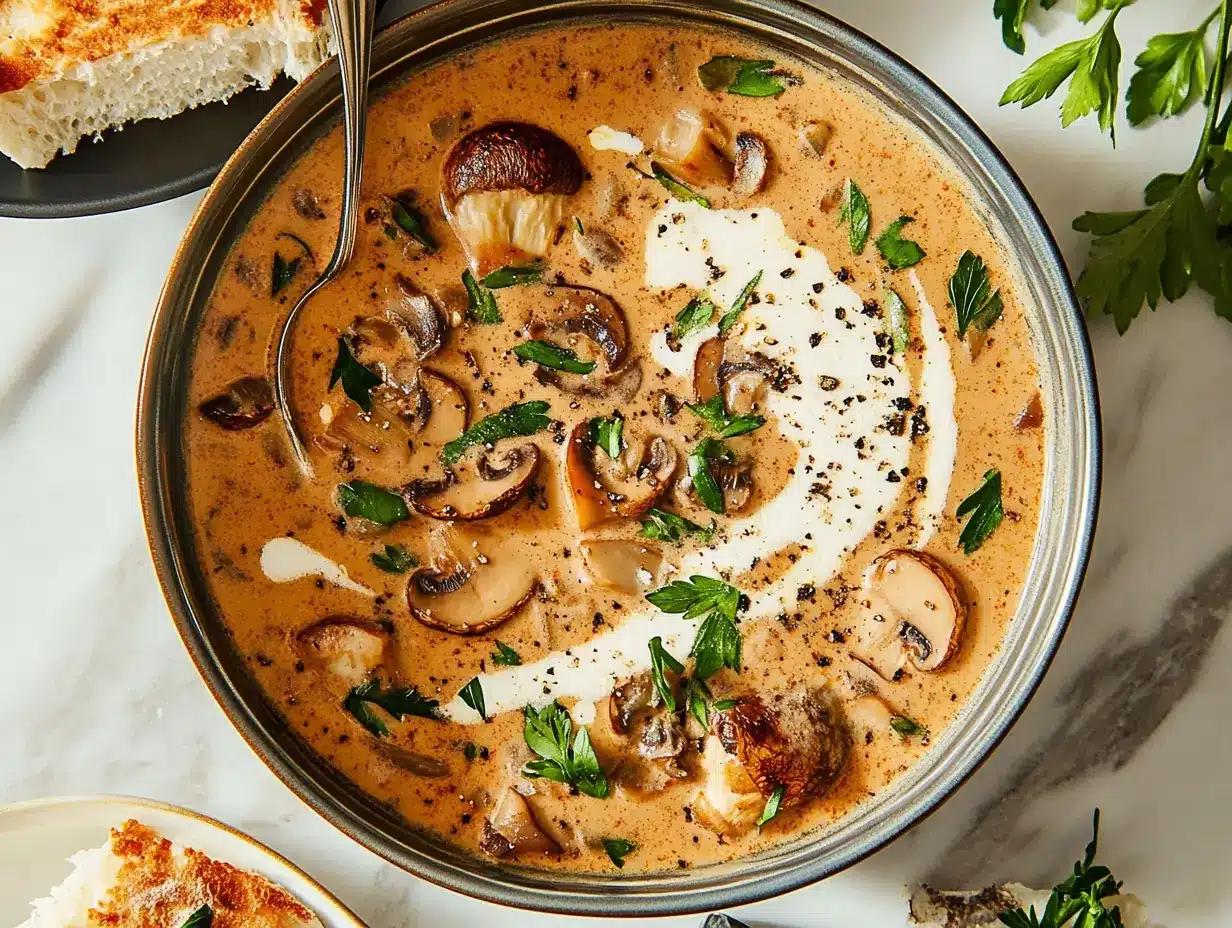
[{"left": 1196, "top": 2, "right": 1231, "bottom": 167}]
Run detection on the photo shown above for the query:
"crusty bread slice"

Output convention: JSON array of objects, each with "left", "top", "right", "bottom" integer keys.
[{"left": 0, "top": 0, "right": 333, "bottom": 170}]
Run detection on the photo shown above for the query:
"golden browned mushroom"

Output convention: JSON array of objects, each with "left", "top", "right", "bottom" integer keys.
[
  {"left": 407, "top": 543, "right": 538, "bottom": 635},
  {"left": 387, "top": 274, "right": 446, "bottom": 361},
  {"left": 529, "top": 286, "right": 638, "bottom": 398},
  {"left": 857, "top": 550, "right": 966, "bottom": 678},
  {"left": 607, "top": 672, "right": 658, "bottom": 735},
  {"left": 655, "top": 108, "right": 733, "bottom": 187},
  {"left": 479, "top": 788, "right": 560, "bottom": 859},
  {"left": 442, "top": 122, "right": 584, "bottom": 275},
  {"left": 566, "top": 423, "right": 678, "bottom": 530},
  {"left": 732, "top": 132, "right": 770, "bottom": 197},
  {"left": 579, "top": 539, "right": 664, "bottom": 594},
  {"left": 405, "top": 444, "right": 541, "bottom": 522},
  {"left": 295, "top": 618, "right": 393, "bottom": 688},
  {"left": 199, "top": 377, "right": 275, "bottom": 431}
]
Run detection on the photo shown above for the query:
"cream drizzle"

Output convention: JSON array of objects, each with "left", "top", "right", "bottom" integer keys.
[{"left": 260, "top": 537, "right": 374, "bottom": 596}]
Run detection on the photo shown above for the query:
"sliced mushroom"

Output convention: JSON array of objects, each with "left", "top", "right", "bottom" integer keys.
[
  {"left": 414, "top": 369, "right": 470, "bottom": 447},
  {"left": 199, "top": 378, "right": 275, "bottom": 431},
  {"left": 566, "top": 423, "right": 678, "bottom": 530},
  {"left": 655, "top": 108, "right": 733, "bottom": 188},
  {"left": 800, "top": 121, "right": 834, "bottom": 156},
  {"left": 407, "top": 543, "right": 538, "bottom": 635},
  {"left": 859, "top": 550, "right": 966, "bottom": 676},
  {"left": 387, "top": 275, "right": 445, "bottom": 361},
  {"left": 405, "top": 444, "right": 541, "bottom": 521},
  {"left": 692, "top": 735, "right": 764, "bottom": 836},
  {"left": 529, "top": 286, "right": 633, "bottom": 397},
  {"left": 377, "top": 743, "right": 451, "bottom": 778},
  {"left": 732, "top": 132, "right": 770, "bottom": 197},
  {"left": 480, "top": 788, "right": 559, "bottom": 859},
  {"left": 579, "top": 539, "right": 664, "bottom": 594},
  {"left": 693, "top": 341, "right": 781, "bottom": 415},
  {"left": 442, "top": 122, "right": 584, "bottom": 275},
  {"left": 295, "top": 618, "right": 393, "bottom": 688},
  {"left": 608, "top": 672, "right": 658, "bottom": 735},
  {"left": 692, "top": 337, "right": 726, "bottom": 404},
  {"left": 572, "top": 223, "right": 624, "bottom": 269}
]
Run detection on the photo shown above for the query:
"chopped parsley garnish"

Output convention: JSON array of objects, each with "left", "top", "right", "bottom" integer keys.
[
  {"left": 328, "top": 336, "right": 382, "bottom": 412},
  {"left": 370, "top": 543, "right": 416, "bottom": 573},
  {"left": 522, "top": 701, "right": 610, "bottom": 798},
  {"left": 344, "top": 680, "right": 439, "bottom": 737},
  {"left": 886, "top": 288, "right": 911, "bottom": 355},
  {"left": 337, "top": 480, "right": 410, "bottom": 526},
  {"left": 838, "top": 179, "right": 871, "bottom": 255},
  {"left": 698, "top": 56, "right": 796, "bottom": 97},
  {"left": 482, "top": 263, "right": 543, "bottom": 289},
  {"left": 639, "top": 507, "right": 715, "bottom": 544},
  {"left": 458, "top": 677, "right": 487, "bottom": 721},
  {"left": 712, "top": 698, "right": 738, "bottom": 712},
  {"left": 639, "top": 161, "right": 712, "bottom": 208},
  {"left": 271, "top": 253, "right": 301, "bottom": 296},
  {"left": 686, "top": 437, "right": 734, "bottom": 514},
  {"left": 602, "top": 838, "right": 636, "bottom": 868},
  {"left": 683, "top": 675, "right": 713, "bottom": 728},
  {"left": 463, "top": 741, "right": 479, "bottom": 761},
  {"left": 514, "top": 339, "right": 597, "bottom": 374},
  {"left": 441, "top": 401, "right": 551, "bottom": 466},
  {"left": 717, "top": 271, "right": 763, "bottom": 335},
  {"left": 646, "top": 574, "right": 743, "bottom": 679},
  {"left": 670, "top": 294, "right": 718, "bottom": 342},
  {"left": 949, "top": 250, "right": 1004, "bottom": 338},
  {"left": 462, "top": 268, "right": 502, "bottom": 324},
  {"left": 491, "top": 641, "right": 523, "bottom": 666},
  {"left": 180, "top": 906, "right": 213, "bottom": 928},
  {"left": 589, "top": 415, "right": 625, "bottom": 459},
  {"left": 875, "top": 216, "right": 927, "bottom": 270},
  {"left": 386, "top": 194, "right": 437, "bottom": 251},
  {"left": 756, "top": 784, "right": 785, "bottom": 828},
  {"left": 648, "top": 636, "right": 684, "bottom": 713},
  {"left": 686, "top": 395, "right": 765, "bottom": 439},
  {"left": 890, "top": 714, "right": 928, "bottom": 738},
  {"left": 956, "top": 469, "right": 1004, "bottom": 555}
]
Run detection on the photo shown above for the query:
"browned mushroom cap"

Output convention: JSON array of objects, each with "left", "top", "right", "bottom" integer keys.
[
  {"left": 295, "top": 618, "right": 393, "bottom": 688},
  {"left": 442, "top": 122, "right": 583, "bottom": 275},
  {"left": 530, "top": 286, "right": 632, "bottom": 396},
  {"left": 405, "top": 444, "right": 541, "bottom": 522},
  {"left": 414, "top": 368, "right": 470, "bottom": 446},
  {"left": 732, "top": 132, "right": 770, "bottom": 197},
  {"left": 655, "top": 108, "right": 733, "bottom": 187},
  {"left": 692, "top": 337, "right": 726, "bottom": 404},
  {"left": 407, "top": 547, "right": 538, "bottom": 635},
  {"left": 387, "top": 274, "right": 446, "bottom": 361},
  {"left": 607, "top": 672, "right": 658, "bottom": 735},
  {"left": 579, "top": 539, "right": 664, "bottom": 594},
  {"left": 691, "top": 735, "right": 764, "bottom": 835},
  {"left": 199, "top": 377, "right": 274, "bottom": 430},
  {"left": 566, "top": 423, "right": 678, "bottom": 530},
  {"left": 862, "top": 550, "right": 965, "bottom": 675},
  {"left": 480, "top": 788, "right": 559, "bottom": 859}
]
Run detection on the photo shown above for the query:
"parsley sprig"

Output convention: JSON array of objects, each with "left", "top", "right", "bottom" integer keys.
[
  {"left": 522, "top": 701, "right": 610, "bottom": 798},
  {"left": 956, "top": 469, "right": 1004, "bottom": 555},
  {"left": 344, "top": 680, "right": 439, "bottom": 737},
  {"left": 441, "top": 401, "right": 551, "bottom": 465},
  {"left": 646, "top": 575, "right": 743, "bottom": 679},
  {"left": 687, "top": 395, "right": 765, "bottom": 439},
  {"left": 639, "top": 507, "right": 716, "bottom": 544}
]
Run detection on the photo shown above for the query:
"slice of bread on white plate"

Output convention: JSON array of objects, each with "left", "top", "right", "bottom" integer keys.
[{"left": 0, "top": 0, "right": 335, "bottom": 170}]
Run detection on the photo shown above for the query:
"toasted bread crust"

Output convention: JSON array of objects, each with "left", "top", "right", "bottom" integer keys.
[{"left": 0, "top": 0, "right": 327, "bottom": 94}]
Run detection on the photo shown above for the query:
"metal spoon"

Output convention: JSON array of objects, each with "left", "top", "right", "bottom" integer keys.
[{"left": 273, "top": 0, "right": 376, "bottom": 478}]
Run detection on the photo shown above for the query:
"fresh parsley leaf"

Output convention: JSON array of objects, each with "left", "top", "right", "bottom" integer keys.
[
  {"left": 462, "top": 268, "right": 502, "bottom": 324},
  {"left": 994, "top": 0, "right": 1032, "bottom": 55},
  {"left": 328, "top": 336, "right": 382, "bottom": 412},
  {"left": 463, "top": 741, "right": 479, "bottom": 761},
  {"left": 387, "top": 194, "right": 437, "bottom": 251},
  {"left": 712, "top": 698, "right": 738, "bottom": 711},
  {"left": 574, "top": 216, "right": 585, "bottom": 235},
  {"left": 838, "top": 179, "right": 871, "bottom": 255},
  {"left": 757, "top": 784, "right": 785, "bottom": 827},
  {"left": 459, "top": 677, "right": 486, "bottom": 721},
  {"left": 337, "top": 480, "right": 410, "bottom": 526},
  {"left": 686, "top": 437, "right": 734, "bottom": 514},
  {"left": 180, "top": 906, "right": 213, "bottom": 928},
  {"left": 441, "top": 401, "right": 551, "bottom": 465},
  {"left": 717, "top": 271, "right": 763, "bottom": 335},
  {"left": 344, "top": 680, "right": 439, "bottom": 736},
  {"left": 271, "top": 253, "right": 302, "bottom": 296},
  {"left": 684, "top": 675, "right": 713, "bottom": 728},
  {"left": 875, "top": 216, "right": 927, "bottom": 270},
  {"left": 602, "top": 838, "right": 636, "bottom": 868},
  {"left": 1000, "top": 5, "right": 1126, "bottom": 141},
  {"left": 670, "top": 294, "right": 718, "bottom": 342},
  {"left": 482, "top": 263, "right": 543, "bottom": 288},
  {"left": 370, "top": 543, "right": 416, "bottom": 573},
  {"left": 514, "top": 339, "right": 597, "bottom": 374},
  {"left": 522, "top": 701, "right": 610, "bottom": 798},
  {"left": 647, "top": 575, "right": 743, "bottom": 680},
  {"left": 890, "top": 714, "right": 929, "bottom": 738},
  {"left": 589, "top": 415, "right": 625, "bottom": 459},
  {"left": 949, "top": 251, "right": 1004, "bottom": 338},
  {"left": 491, "top": 641, "right": 522, "bottom": 666},
  {"left": 646, "top": 162, "right": 712, "bottom": 208},
  {"left": 1127, "top": 18, "right": 1213, "bottom": 126},
  {"left": 639, "top": 508, "right": 716, "bottom": 544},
  {"left": 885, "top": 288, "right": 911, "bottom": 355},
  {"left": 691, "top": 610, "right": 743, "bottom": 678},
  {"left": 698, "top": 56, "right": 795, "bottom": 97},
  {"left": 648, "top": 636, "right": 685, "bottom": 712},
  {"left": 687, "top": 395, "right": 765, "bottom": 439},
  {"left": 956, "top": 469, "right": 1004, "bottom": 555}
]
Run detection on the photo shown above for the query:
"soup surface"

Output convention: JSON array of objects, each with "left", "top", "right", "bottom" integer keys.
[{"left": 187, "top": 23, "right": 1044, "bottom": 874}]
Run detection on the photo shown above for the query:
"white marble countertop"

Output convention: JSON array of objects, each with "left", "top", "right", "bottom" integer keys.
[{"left": 3, "top": 1, "right": 1231, "bottom": 925}]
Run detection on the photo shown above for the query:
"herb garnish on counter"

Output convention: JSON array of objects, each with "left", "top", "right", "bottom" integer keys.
[
  {"left": 482, "top": 263, "right": 543, "bottom": 289},
  {"left": 698, "top": 56, "right": 796, "bottom": 97},
  {"left": 441, "top": 400, "right": 551, "bottom": 465},
  {"left": 648, "top": 636, "right": 684, "bottom": 712},
  {"left": 602, "top": 838, "right": 636, "bottom": 868},
  {"left": 522, "top": 701, "right": 610, "bottom": 798},
  {"left": 459, "top": 677, "right": 487, "bottom": 721},
  {"left": 370, "top": 544, "right": 416, "bottom": 573},
  {"left": 949, "top": 251, "right": 1004, "bottom": 338},
  {"left": 687, "top": 395, "right": 765, "bottom": 439},
  {"left": 491, "top": 641, "right": 522, "bottom": 666},
  {"left": 838, "top": 179, "right": 872, "bottom": 255},
  {"left": 756, "top": 785, "right": 785, "bottom": 828},
  {"left": 337, "top": 480, "right": 410, "bottom": 526},
  {"left": 589, "top": 414, "right": 625, "bottom": 459},
  {"left": 514, "top": 339, "right": 597, "bottom": 374},
  {"left": 956, "top": 469, "right": 1004, "bottom": 555},
  {"left": 345, "top": 680, "right": 439, "bottom": 736},
  {"left": 462, "top": 268, "right": 502, "bottom": 324},
  {"left": 180, "top": 906, "right": 213, "bottom": 928},
  {"left": 875, "top": 216, "right": 927, "bottom": 270},
  {"left": 687, "top": 437, "right": 735, "bottom": 514},
  {"left": 639, "top": 507, "right": 716, "bottom": 543},
  {"left": 717, "top": 271, "right": 763, "bottom": 335},
  {"left": 328, "top": 336, "right": 382, "bottom": 411}
]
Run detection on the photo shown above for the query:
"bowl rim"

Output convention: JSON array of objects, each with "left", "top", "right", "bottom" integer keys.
[{"left": 136, "top": 0, "right": 1102, "bottom": 916}]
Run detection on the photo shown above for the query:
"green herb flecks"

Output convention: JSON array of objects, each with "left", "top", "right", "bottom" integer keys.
[
  {"left": 459, "top": 677, "right": 487, "bottom": 721},
  {"left": 639, "top": 508, "right": 716, "bottom": 544},
  {"left": 602, "top": 838, "right": 636, "bottom": 868},
  {"left": 344, "top": 680, "right": 439, "bottom": 737},
  {"left": 890, "top": 714, "right": 929, "bottom": 738},
  {"left": 686, "top": 395, "right": 765, "bottom": 439},
  {"left": 385, "top": 194, "right": 437, "bottom": 251},
  {"left": 648, "top": 636, "right": 685, "bottom": 713},
  {"left": 328, "top": 336, "right": 382, "bottom": 411},
  {"left": 370, "top": 544, "right": 416, "bottom": 573},
  {"left": 441, "top": 401, "right": 551, "bottom": 466},
  {"left": 271, "top": 253, "right": 302, "bottom": 296},
  {"left": 717, "top": 271, "right": 763, "bottom": 335},
  {"left": 838, "top": 179, "right": 871, "bottom": 255},
  {"left": 683, "top": 675, "right": 713, "bottom": 729},
  {"left": 646, "top": 574, "right": 743, "bottom": 680},
  {"left": 670, "top": 294, "right": 718, "bottom": 343},
  {"left": 686, "top": 437, "right": 734, "bottom": 514},
  {"left": 698, "top": 56, "right": 797, "bottom": 97},
  {"left": 463, "top": 742, "right": 479, "bottom": 761},
  {"left": 639, "top": 162, "right": 712, "bottom": 208},
  {"left": 462, "top": 268, "right": 502, "bottom": 324},
  {"left": 589, "top": 415, "right": 625, "bottom": 459},
  {"left": 956, "top": 469, "right": 1004, "bottom": 555},
  {"left": 949, "top": 251, "right": 1004, "bottom": 338},
  {"left": 337, "top": 480, "right": 410, "bottom": 526},
  {"left": 875, "top": 216, "right": 927, "bottom": 270},
  {"left": 522, "top": 701, "right": 610, "bottom": 798},
  {"left": 514, "top": 339, "right": 597, "bottom": 374},
  {"left": 757, "top": 784, "right": 785, "bottom": 828},
  {"left": 712, "top": 698, "right": 738, "bottom": 712},
  {"left": 180, "top": 906, "right": 213, "bottom": 928},
  {"left": 482, "top": 263, "right": 543, "bottom": 289},
  {"left": 886, "top": 288, "right": 911, "bottom": 355},
  {"left": 491, "top": 641, "right": 522, "bottom": 666}
]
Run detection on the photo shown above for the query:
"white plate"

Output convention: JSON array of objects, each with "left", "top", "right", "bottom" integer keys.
[{"left": 0, "top": 795, "right": 367, "bottom": 927}]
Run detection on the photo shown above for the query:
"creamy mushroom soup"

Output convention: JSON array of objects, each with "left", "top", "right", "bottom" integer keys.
[{"left": 187, "top": 25, "right": 1044, "bottom": 873}]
